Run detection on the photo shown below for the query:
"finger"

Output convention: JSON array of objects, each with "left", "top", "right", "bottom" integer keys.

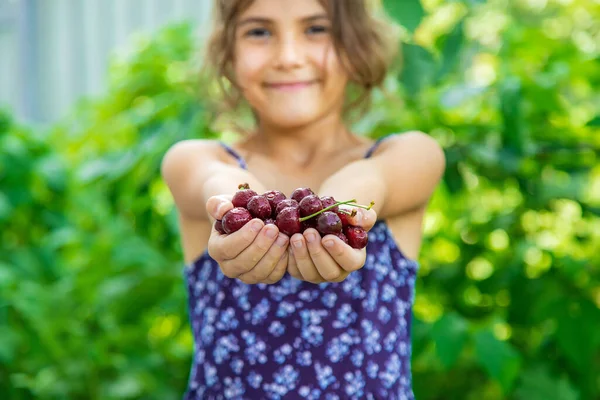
[
  {"left": 238, "top": 230, "right": 288, "bottom": 284},
  {"left": 303, "top": 229, "right": 345, "bottom": 282},
  {"left": 206, "top": 195, "right": 234, "bottom": 220},
  {"left": 290, "top": 233, "right": 325, "bottom": 284},
  {"left": 224, "top": 223, "right": 279, "bottom": 279},
  {"left": 287, "top": 248, "right": 303, "bottom": 281},
  {"left": 346, "top": 207, "right": 377, "bottom": 232},
  {"left": 321, "top": 235, "right": 367, "bottom": 272},
  {"left": 262, "top": 247, "right": 289, "bottom": 284},
  {"left": 208, "top": 218, "right": 263, "bottom": 262}
]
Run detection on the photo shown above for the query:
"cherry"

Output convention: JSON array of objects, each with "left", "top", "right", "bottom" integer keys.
[
  {"left": 275, "top": 199, "right": 299, "bottom": 214},
  {"left": 214, "top": 220, "right": 226, "bottom": 234},
  {"left": 316, "top": 211, "right": 342, "bottom": 235},
  {"left": 232, "top": 183, "right": 257, "bottom": 208},
  {"left": 344, "top": 226, "right": 368, "bottom": 249},
  {"left": 247, "top": 195, "right": 272, "bottom": 219},
  {"left": 291, "top": 187, "right": 314, "bottom": 203},
  {"left": 299, "top": 195, "right": 323, "bottom": 217},
  {"left": 276, "top": 207, "right": 302, "bottom": 236},
  {"left": 220, "top": 183, "right": 374, "bottom": 249},
  {"left": 222, "top": 207, "right": 253, "bottom": 234},
  {"left": 302, "top": 218, "right": 317, "bottom": 232},
  {"left": 337, "top": 209, "right": 357, "bottom": 227},
  {"left": 332, "top": 232, "right": 348, "bottom": 244},
  {"left": 263, "top": 190, "right": 286, "bottom": 214},
  {"left": 320, "top": 196, "right": 339, "bottom": 212}
]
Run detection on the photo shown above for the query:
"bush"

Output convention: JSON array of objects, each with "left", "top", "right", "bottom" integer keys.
[{"left": 2, "top": 0, "right": 599, "bottom": 398}]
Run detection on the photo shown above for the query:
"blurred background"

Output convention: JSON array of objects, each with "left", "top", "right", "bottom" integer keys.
[{"left": 1, "top": 0, "right": 599, "bottom": 399}]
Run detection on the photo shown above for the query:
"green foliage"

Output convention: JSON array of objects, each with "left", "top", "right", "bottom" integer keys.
[
  {"left": 1, "top": 24, "right": 209, "bottom": 399},
  {"left": 375, "top": 0, "right": 600, "bottom": 398},
  {"left": 2, "top": 0, "right": 600, "bottom": 398}
]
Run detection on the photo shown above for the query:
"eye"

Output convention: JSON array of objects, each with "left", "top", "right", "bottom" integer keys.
[
  {"left": 306, "top": 25, "right": 329, "bottom": 35},
  {"left": 245, "top": 28, "right": 271, "bottom": 38}
]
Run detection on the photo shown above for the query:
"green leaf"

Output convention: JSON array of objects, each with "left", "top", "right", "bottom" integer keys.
[
  {"left": 554, "top": 301, "right": 600, "bottom": 371},
  {"left": 499, "top": 76, "right": 526, "bottom": 155},
  {"left": 0, "top": 192, "right": 13, "bottom": 221},
  {"left": 431, "top": 312, "right": 468, "bottom": 368},
  {"left": 0, "top": 326, "right": 20, "bottom": 364},
  {"left": 514, "top": 366, "right": 579, "bottom": 400},
  {"left": 436, "top": 21, "right": 465, "bottom": 81},
  {"left": 399, "top": 44, "right": 436, "bottom": 94},
  {"left": 474, "top": 330, "right": 521, "bottom": 393},
  {"left": 383, "top": 0, "right": 425, "bottom": 33},
  {"left": 36, "top": 154, "right": 68, "bottom": 192},
  {"left": 586, "top": 115, "right": 600, "bottom": 127}
]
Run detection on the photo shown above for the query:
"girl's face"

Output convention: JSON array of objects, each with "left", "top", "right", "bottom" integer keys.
[{"left": 233, "top": 0, "right": 349, "bottom": 129}]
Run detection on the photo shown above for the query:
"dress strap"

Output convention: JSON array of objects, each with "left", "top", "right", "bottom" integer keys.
[
  {"left": 219, "top": 142, "right": 248, "bottom": 170},
  {"left": 363, "top": 134, "right": 396, "bottom": 159}
]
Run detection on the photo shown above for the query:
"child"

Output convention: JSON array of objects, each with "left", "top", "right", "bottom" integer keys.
[{"left": 161, "top": 0, "right": 445, "bottom": 398}]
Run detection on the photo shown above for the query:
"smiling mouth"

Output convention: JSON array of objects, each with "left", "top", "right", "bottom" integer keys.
[{"left": 265, "top": 81, "right": 316, "bottom": 91}]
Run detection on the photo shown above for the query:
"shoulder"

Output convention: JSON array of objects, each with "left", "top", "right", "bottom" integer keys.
[
  {"left": 161, "top": 138, "right": 222, "bottom": 165},
  {"left": 374, "top": 131, "right": 446, "bottom": 175},
  {"left": 379, "top": 131, "right": 444, "bottom": 157},
  {"left": 160, "top": 139, "right": 225, "bottom": 180}
]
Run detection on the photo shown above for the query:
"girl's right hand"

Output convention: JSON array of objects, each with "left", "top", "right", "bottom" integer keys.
[{"left": 205, "top": 195, "right": 289, "bottom": 284}]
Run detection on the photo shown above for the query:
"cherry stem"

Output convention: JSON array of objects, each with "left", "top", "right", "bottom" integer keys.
[
  {"left": 299, "top": 199, "right": 374, "bottom": 222},
  {"left": 238, "top": 183, "right": 250, "bottom": 190}
]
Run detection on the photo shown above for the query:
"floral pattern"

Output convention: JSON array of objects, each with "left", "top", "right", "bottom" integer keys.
[{"left": 183, "top": 220, "right": 418, "bottom": 400}]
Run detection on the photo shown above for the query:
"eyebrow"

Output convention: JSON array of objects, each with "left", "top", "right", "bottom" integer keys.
[{"left": 237, "top": 13, "right": 329, "bottom": 27}]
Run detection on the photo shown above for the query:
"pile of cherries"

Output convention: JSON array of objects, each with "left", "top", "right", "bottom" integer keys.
[{"left": 214, "top": 184, "right": 373, "bottom": 249}]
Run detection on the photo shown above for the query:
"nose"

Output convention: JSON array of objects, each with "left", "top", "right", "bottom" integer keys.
[{"left": 274, "top": 33, "right": 303, "bottom": 70}]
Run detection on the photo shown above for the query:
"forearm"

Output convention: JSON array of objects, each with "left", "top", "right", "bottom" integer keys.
[
  {"left": 173, "top": 166, "right": 267, "bottom": 221},
  {"left": 317, "top": 159, "right": 387, "bottom": 217},
  {"left": 202, "top": 166, "right": 267, "bottom": 205}
]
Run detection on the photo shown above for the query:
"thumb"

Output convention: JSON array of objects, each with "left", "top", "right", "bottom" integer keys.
[
  {"left": 347, "top": 207, "right": 377, "bottom": 231},
  {"left": 206, "top": 195, "right": 234, "bottom": 220}
]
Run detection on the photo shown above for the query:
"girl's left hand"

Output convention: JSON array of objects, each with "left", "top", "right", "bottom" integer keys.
[{"left": 287, "top": 208, "right": 377, "bottom": 284}]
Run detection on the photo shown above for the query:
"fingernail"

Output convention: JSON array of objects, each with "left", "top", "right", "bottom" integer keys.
[
  {"left": 324, "top": 240, "right": 334, "bottom": 248},
  {"left": 293, "top": 240, "right": 303, "bottom": 248},
  {"left": 251, "top": 221, "right": 263, "bottom": 232},
  {"left": 265, "top": 226, "right": 278, "bottom": 238},
  {"left": 306, "top": 233, "right": 316, "bottom": 243},
  {"left": 276, "top": 234, "right": 288, "bottom": 247}
]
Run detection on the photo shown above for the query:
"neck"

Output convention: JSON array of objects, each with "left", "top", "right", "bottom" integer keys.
[{"left": 251, "top": 112, "right": 356, "bottom": 169}]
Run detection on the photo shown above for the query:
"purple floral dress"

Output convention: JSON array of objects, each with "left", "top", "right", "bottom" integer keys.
[{"left": 183, "top": 137, "right": 418, "bottom": 400}]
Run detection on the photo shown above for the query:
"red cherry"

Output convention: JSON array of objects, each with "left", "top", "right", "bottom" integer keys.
[
  {"left": 276, "top": 207, "right": 302, "bottom": 236},
  {"left": 337, "top": 209, "right": 357, "bottom": 227},
  {"left": 332, "top": 232, "right": 348, "bottom": 244},
  {"left": 265, "top": 218, "right": 276, "bottom": 225},
  {"left": 263, "top": 190, "right": 286, "bottom": 214},
  {"left": 302, "top": 218, "right": 317, "bottom": 232},
  {"left": 232, "top": 188, "right": 258, "bottom": 208},
  {"left": 247, "top": 195, "right": 272, "bottom": 219},
  {"left": 275, "top": 199, "right": 299, "bottom": 215},
  {"left": 222, "top": 207, "right": 253, "bottom": 234},
  {"left": 344, "top": 226, "right": 368, "bottom": 249},
  {"left": 291, "top": 187, "right": 314, "bottom": 203},
  {"left": 320, "top": 196, "right": 339, "bottom": 212},
  {"left": 316, "top": 211, "right": 342, "bottom": 235},
  {"left": 214, "top": 220, "right": 226, "bottom": 234},
  {"left": 299, "top": 195, "right": 323, "bottom": 218}
]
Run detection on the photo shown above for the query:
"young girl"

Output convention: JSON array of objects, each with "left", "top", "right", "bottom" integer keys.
[{"left": 162, "top": 0, "right": 445, "bottom": 398}]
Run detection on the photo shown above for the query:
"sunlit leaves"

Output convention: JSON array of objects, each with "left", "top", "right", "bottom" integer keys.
[
  {"left": 383, "top": 0, "right": 426, "bottom": 33},
  {"left": 474, "top": 330, "right": 522, "bottom": 393}
]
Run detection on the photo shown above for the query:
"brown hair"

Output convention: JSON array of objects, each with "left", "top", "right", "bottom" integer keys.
[{"left": 202, "top": 0, "right": 400, "bottom": 126}]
